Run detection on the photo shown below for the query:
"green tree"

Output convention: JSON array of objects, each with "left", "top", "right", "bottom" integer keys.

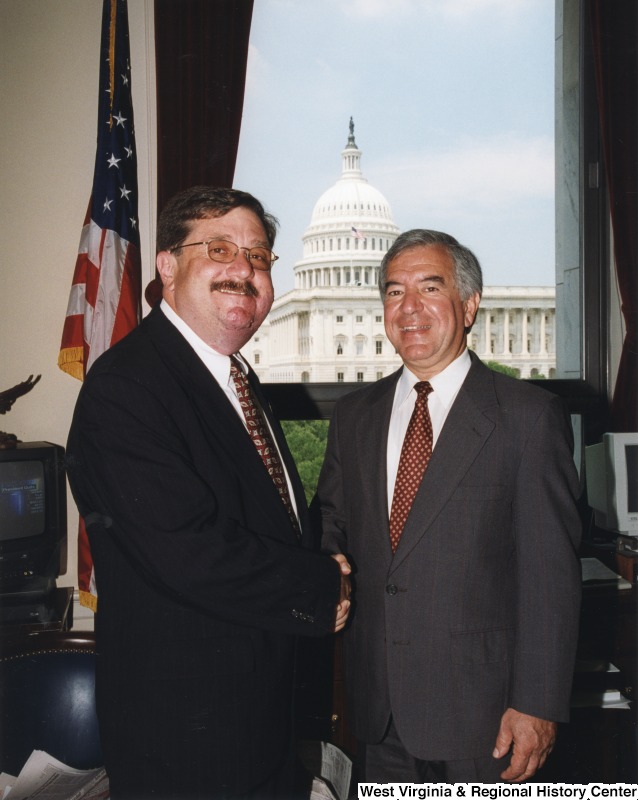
[
  {"left": 281, "top": 420, "right": 330, "bottom": 503},
  {"left": 484, "top": 360, "right": 520, "bottom": 379}
]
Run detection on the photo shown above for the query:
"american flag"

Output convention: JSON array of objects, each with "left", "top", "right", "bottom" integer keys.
[
  {"left": 351, "top": 226, "right": 366, "bottom": 240},
  {"left": 59, "top": 0, "right": 142, "bottom": 610}
]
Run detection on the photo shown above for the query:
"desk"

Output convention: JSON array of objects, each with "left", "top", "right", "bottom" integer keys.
[
  {"left": 0, "top": 586, "right": 73, "bottom": 635},
  {"left": 540, "top": 556, "right": 637, "bottom": 782}
]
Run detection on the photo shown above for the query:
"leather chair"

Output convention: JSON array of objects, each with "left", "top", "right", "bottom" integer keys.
[{"left": 0, "top": 630, "right": 102, "bottom": 775}]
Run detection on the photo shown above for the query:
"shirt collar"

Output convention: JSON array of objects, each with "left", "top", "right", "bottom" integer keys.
[
  {"left": 159, "top": 300, "right": 247, "bottom": 386},
  {"left": 397, "top": 349, "right": 472, "bottom": 410}
]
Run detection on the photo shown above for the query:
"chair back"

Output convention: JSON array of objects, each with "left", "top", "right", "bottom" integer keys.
[{"left": 0, "top": 631, "right": 102, "bottom": 775}]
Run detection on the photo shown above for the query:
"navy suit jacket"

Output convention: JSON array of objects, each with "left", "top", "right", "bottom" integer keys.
[
  {"left": 317, "top": 353, "right": 582, "bottom": 761},
  {"left": 66, "top": 306, "right": 341, "bottom": 796}
]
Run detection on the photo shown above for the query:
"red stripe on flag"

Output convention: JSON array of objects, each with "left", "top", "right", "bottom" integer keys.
[{"left": 111, "top": 244, "right": 142, "bottom": 344}]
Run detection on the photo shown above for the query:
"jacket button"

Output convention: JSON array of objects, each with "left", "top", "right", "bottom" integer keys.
[{"left": 386, "top": 584, "right": 398, "bottom": 595}]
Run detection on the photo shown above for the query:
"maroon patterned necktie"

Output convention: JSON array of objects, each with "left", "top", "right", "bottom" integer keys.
[
  {"left": 389, "top": 381, "right": 434, "bottom": 553},
  {"left": 230, "top": 356, "right": 300, "bottom": 535}
]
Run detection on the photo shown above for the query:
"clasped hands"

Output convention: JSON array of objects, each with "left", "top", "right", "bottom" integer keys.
[{"left": 331, "top": 554, "right": 352, "bottom": 633}]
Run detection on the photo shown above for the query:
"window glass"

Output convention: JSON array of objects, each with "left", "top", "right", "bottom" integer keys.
[
  {"left": 236, "top": 1, "right": 579, "bottom": 386},
  {"left": 281, "top": 420, "right": 329, "bottom": 503}
]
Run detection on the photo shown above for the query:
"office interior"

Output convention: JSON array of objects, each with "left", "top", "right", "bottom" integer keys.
[{"left": 0, "top": 0, "right": 636, "bottom": 787}]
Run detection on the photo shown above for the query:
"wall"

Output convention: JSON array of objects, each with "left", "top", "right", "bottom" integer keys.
[{"left": 0, "top": 0, "right": 156, "bottom": 614}]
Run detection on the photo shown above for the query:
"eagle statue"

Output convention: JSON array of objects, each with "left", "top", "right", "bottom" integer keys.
[{"left": 0, "top": 374, "right": 41, "bottom": 448}]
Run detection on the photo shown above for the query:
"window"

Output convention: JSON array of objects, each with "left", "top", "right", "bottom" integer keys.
[
  {"left": 254, "top": 353, "right": 260, "bottom": 364},
  {"left": 235, "top": 0, "right": 605, "bottom": 448},
  {"left": 337, "top": 372, "right": 344, "bottom": 383},
  {"left": 357, "top": 372, "right": 364, "bottom": 382},
  {"left": 356, "top": 315, "right": 363, "bottom": 323},
  {"left": 376, "top": 340, "right": 383, "bottom": 355},
  {"left": 376, "top": 371, "right": 383, "bottom": 380},
  {"left": 336, "top": 315, "right": 343, "bottom": 323}
]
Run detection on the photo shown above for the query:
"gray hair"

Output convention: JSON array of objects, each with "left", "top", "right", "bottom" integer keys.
[{"left": 379, "top": 229, "right": 483, "bottom": 301}]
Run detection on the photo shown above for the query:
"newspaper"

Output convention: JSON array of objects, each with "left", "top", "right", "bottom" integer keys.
[
  {"left": 1, "top": 751, "right": 108, "bottom": 800},
  {"left": 4, "top": 744, "right": 348, "bottom": 800},
  {"left": 299, "top": 741, "right": 352, "bottom": 800}
]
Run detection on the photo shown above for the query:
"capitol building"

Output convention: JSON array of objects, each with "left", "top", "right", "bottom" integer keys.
[{"left": 243, "top": 121, "right": 556, "bottom": 383}]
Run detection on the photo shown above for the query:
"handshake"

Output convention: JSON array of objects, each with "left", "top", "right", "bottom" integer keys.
[{"left": 331, "top": 553, "right": 352, "bottom": 633}]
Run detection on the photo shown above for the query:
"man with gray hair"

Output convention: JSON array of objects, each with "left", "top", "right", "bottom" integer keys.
[{"left": 317, "top": 229, "right": 582, "bottom": 783}]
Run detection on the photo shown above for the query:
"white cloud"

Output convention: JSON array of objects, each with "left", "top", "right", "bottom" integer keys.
[
  {"left": 242, "top": 43, "right": 272, "bottom": 99},
  {"left": 374, "top": 134, "right": 554, "bottom": 216}
]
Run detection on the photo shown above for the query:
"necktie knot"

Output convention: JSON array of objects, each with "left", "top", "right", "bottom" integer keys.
[
  {"left": 229, "top": 355, "right": 246, "bottom": 385},
  {"left": 414, "top": 381, "right": 433, "bottom": 399}
]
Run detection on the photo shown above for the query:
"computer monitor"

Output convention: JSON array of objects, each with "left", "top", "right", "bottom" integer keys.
[
  {"left": 0, "top": 441, "right": 67, "bottom": 600},
  {"left": 585, "top": 432, "right": 638, "bottom": 537}
]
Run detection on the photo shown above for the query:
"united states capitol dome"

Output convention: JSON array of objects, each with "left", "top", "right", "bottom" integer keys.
[{"left": 295, "top": 119, "right": 400, "bottom": 275}]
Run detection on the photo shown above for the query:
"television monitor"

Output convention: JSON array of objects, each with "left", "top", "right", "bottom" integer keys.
[
  {"left": 0, "top": 441, "right": 67, "bottom": 601},
  {"left": 585, "top": 432, "right": 638, "bottom": 537}
]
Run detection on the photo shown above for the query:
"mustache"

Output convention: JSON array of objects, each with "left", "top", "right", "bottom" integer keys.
[{"left": 209, "top": 280, "right": 259, "bottom": 297}]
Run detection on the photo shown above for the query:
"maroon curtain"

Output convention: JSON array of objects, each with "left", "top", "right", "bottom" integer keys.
[
  {"left": 590, "top": 0, "right": 638, "bottom": 433},
  {"left": 147, "top": 0, "right": 254, "bottom": 304}
]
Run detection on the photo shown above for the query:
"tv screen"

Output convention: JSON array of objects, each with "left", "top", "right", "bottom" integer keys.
[
  {"left": 0, "top": 441, "right": 67, "bottom": 601},
  {"left": 0, "top": 460, "right": 46, "bottom": 540}
]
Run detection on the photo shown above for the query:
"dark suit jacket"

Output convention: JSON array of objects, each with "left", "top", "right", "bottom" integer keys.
[
  {"left": 317, "top": 353, "right": 582, "bottom": 761},
  {"left": 66, "top": 306, "right": 341, "bottom": 797}
]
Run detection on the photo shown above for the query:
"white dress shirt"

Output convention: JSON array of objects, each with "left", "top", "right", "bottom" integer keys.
[
  {"left": 160, "top": 300, "right": 299, "bottom": 518},
  {"left": 386, "top": 350, "right": 472, "bottom": 513}
]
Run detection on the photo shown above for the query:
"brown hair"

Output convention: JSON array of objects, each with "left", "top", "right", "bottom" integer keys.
[{"left": 156, "top": 186, "right": 279, "bottom": 253}]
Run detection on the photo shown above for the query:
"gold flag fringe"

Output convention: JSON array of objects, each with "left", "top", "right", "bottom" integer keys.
[
  {"left": 58, "top": 347, "right": 85, "bottom": 381},
  {"left": 79, "top": 589, "right": 98, "bottom": 613}
]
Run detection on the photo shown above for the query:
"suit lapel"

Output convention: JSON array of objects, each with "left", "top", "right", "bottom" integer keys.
[
  {"left": 144, "top": 308, "right": 298, "bottom": 543},
  {"left": 243, "top": 361, "right": 312, "bottom": 542},
  {"left": 390, "top": 357, "right": 497, "bottom": 572},
  {"left": 354, "top": 370, "right": 402, "bottom": 560}
]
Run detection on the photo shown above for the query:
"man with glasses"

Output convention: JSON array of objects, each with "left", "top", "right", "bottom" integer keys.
[{"left": 66, "top": 186, "right": 351, "bottom": 800}]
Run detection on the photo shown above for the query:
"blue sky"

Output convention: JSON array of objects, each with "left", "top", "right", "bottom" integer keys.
[{"left": 234, "top": 0, "right": 555, "bottom": 298}]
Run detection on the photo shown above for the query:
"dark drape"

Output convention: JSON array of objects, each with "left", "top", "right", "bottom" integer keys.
[
  {"left": 590, "top": 0, "right": 638, "bottom": 433},
  {"left": 148, "top": 0, "right": 254, "bottom": 305}
]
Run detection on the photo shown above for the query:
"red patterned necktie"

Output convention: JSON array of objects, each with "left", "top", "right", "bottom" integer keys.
[
  {"left": 389, "top": 381, "right": 434, "bottom": 553},
  {"left": 230, "top": 356, "right": 300, "bottom": 535}
]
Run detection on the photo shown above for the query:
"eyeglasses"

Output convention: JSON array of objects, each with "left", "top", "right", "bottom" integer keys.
[{"left": 170, "top": 238, "right": 278, "bottom": 271}]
